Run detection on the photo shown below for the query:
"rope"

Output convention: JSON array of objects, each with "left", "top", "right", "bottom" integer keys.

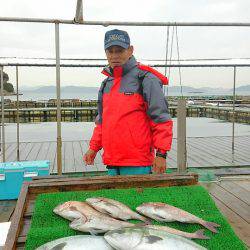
[
  {"left": 164, "top": 26, "right": 170, "bottom": 96},
  {"left": 175, "top": 25, "right": 183, "bottom": 97},
  {"left": 166, "top": 26, "right": 175, "bottom": 96}
]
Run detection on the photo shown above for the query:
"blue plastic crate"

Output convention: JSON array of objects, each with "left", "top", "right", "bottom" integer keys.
[{"left": 0, "top": 160, "right": 50, "bottom": 200}]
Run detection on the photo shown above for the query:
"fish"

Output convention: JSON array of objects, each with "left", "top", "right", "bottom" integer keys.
[
  {"left": 104, "top": 226, "right": 207, "bottom": 250},
  {"left": 145, "top": 225, "right": 209, "bottom": 239},
  {"left": 35, "top": 235, "right": 114, "bottom": 250},
  {"left": 136, "top": 202, "right": 220, "bottom": 233},
  {"left": 69, "top": 213, "right": 135, "bottom": 235},
  {"left": 53, "top": 201, "right": 108, "bottom": 221},
  {"left": 86, "top": 197, "right": 149, "bottom": 222}
]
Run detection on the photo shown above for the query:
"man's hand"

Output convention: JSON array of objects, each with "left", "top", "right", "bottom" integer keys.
[
  {"left": 152, "top": 156, "right": 167, "bottom": 174},
  {"left": 83, "top": 149, "right": 97, "bottom": 165}
]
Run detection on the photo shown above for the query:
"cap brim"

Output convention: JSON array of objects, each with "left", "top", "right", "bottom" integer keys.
[{"left": 105, "top": 41, "right": 129, "bottom": 50}]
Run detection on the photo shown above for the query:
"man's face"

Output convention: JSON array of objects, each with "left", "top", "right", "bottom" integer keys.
[{"left": 105, "top": 45, "right": 134, "bottom": 68}]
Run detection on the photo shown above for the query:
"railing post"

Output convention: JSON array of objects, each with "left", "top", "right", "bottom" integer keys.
[
  {"left": 232, "top": 66, "right": 236, "bottom": 153},
  {"left": 16, "top": 66, "right": 20, "bottom": 161},
  {"left": 177, "top": 99, "right": 187, "bottom": 173},
  {"left": 55, "top": 22, "right": 62, "bottom": 175},
  {"left": 0, "top": 66, "right": 5, "bottom": 162}
]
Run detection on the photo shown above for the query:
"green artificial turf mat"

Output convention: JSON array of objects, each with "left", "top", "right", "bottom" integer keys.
[{"left": 25, "top": 185, "right": 247, "bottom": 250}]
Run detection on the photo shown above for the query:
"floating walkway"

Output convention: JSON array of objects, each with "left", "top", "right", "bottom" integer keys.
[{"left": 2, "top": 135, "right": 250, "bottom": 174}]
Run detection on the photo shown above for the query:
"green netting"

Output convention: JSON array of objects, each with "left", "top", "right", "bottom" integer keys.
[{"left": 25, "top": 185, "right": 246, "bottom": 250}]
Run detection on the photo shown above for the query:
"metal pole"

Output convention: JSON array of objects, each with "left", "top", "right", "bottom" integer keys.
[
  {"left": 232, "top": 67, "right": 236, "bottom": 153},
  {"left": 74, "top": 0, "right": 83, "bottom": 23},
  {"left": 1, "top": 63, "right": 250, "bottom": 68},
  {"left": 16, "top": 66, "right": 20, "bottom": 161},
  {"left": 55, "top": 22, "right": 62, "bottom": 175},
  {"left": 177, "top": 99, "right": 187, "bottom": 173},
  {"left": 0, "top": 66, "right": 5, "bottom": 162},
  {"left": 1, "top": 17, "right": 250, "bottom": 26}
]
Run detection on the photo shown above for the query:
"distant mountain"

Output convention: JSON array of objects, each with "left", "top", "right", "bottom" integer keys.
[
  {"left": 166, "top": 86, "right": 231, "bottom": 94},
  {"left": 20, "top": 84, "right": 250, "bottom": 94},
  {"left": 233, "top": 85, "right": 250, "bottom": 91},
  {"left": 167, "top": 86, "right": 197, "bottom": 93},
  {"left": 22, "top": 85, "right": 99, "bottom": 93},
  {"left": 196, "top": 87, "right": 229, "bottom": 93}
]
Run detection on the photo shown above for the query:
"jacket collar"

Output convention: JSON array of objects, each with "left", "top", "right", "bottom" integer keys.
[{"left": 102, "top": 56, "right": 137, "bottom": 78}]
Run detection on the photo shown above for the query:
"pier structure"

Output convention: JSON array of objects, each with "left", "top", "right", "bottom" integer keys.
[{"left": 1, "top": 105, "right": 250, "bottom": 124}]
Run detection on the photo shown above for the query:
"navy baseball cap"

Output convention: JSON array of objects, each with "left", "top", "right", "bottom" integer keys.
[{"left": 104, "top": 29, "right": 130, "bottom": 50}]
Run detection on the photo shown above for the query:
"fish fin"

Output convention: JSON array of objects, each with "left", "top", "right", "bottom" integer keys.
[
  {"left": 89, "top": 227, "right": 106, "bottom": 235},
  {"left": 135, "top": 222, "right": 148, "bottom": 227},
  {"left": 89, "top": 230, "right": 98, "bottom": 236},
  {"left": 194, "top": 229, "right": 210, "bottom": 240},
  {"left": 201, "top": 221, "right": 220, "bottom": 233}
]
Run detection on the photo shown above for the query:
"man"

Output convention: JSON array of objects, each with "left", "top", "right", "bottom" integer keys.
[{"left": 83, "top": 29, "right": 173, "bottom": 175}]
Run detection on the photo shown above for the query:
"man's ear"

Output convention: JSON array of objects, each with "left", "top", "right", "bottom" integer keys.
[{"left": 128, "top": 45, "right": 134, "bottom": 55}]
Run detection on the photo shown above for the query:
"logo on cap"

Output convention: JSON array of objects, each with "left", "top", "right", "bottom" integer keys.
[
  {"left": 107, "top": 34, "right": 126, "bottom": 43},
  {"left": 104, "top": 29, "right": 130, "bottom": 50}
]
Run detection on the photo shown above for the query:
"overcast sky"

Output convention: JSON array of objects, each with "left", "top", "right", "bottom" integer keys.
[{"left": 0, "top": 0, "right": 250, "bottom": 89}]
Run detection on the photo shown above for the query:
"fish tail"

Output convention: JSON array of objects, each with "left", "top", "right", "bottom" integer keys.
[
  {"left": 145, "top": 218, "right": 153, "bottom": 225},
  {"left": 201, "top": 221, "right": 220, "bottom": 233},
  {"left": 134, "top": 221, "right": 151, "bottom": 227},
  {"left": 136, "top": 215, "right": 152, "bottom": 224},
  {"left": 194, "top": 229, "right": 210, "bottom": 240}
]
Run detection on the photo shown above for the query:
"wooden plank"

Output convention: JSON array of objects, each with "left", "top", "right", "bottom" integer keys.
[
  {"left": 167, "top": 140, "right": 180, "bottom": 167},
  {"left": 189, "top": 138, "right": 242, "bottom": 165},
  {"left": 220, "top": 139, "right": 250, "bottom": 161},
  {"left": 233, "top": 180, "right": 250, "bottom": 192},
  {"left": 7, "top": 142, "right": 27, "bottom": 162},
  {"left": 2, "top": 143, "right": 13, "bottom": 157},
  {"left": 203, "top": 182, "right": 250, "bottom": 223},
  {"left": 45, "top": 142, "right": 57, "bottom": 174},
  {"left": 62, "top": 141, "right": 74, "bottom": 173},
  {"left": 3, "top": 135, "right": 249, "bottom": 174},
  {"left": 203, "top": 137, "right": 250, "bottom": 166},
  {"left": 210, "top": 195, "right": 250, "bottom": 247},
  {"left": 5, "top": 183, "right": 29, "bottom": 250},
  {"left": 78, "top": 140, "right": 88, "bottom": 172},
  {"left": 0, "top": 200, "right": 16, "bottom": 222},
  {"left": 194, "top": 137, "right": 240, "bottom": 163},
  {"left": 211, "top": 137, "right": 250, "bottom": 161},
  {"left": 186, "top": 142, "right": 225, "bottom": 167},
  {"left": 72, "top": 141, "right": 85, "bottom": 172},
  {"left": 19, "top": 142, "right": 34, "bottom": 162},
  {"left": 32, "top": 142, "right": 44, "bottom": 161},
  {"left": 19, "top": 217, "right": 31, "bottom": 237},
  {"left": 35, "top": 142, "right": 51, "bottom": 161},
  {"left": 64, "top": 141, "right": 75, "bottom": 173},
  {"left": 218, "top": 181, "right": 250, "bottom": 205},
  {"left": 24, "top": 142, "right": 42, "bottom": 161},
  {"left": 5, "top": 142, "right": 18, "bottom": 161},
  {"left": 171, "top": 140, "right": 201, "bottom": 168},
  {"left": 24, "top": 199, "right": 35, "bottom": 217},
  {"left": 27, "top": 174, "right": 198, "bottom": 195}
]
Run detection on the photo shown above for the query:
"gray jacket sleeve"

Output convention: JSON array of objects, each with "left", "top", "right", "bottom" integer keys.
[
  {"left": 142, "top": 73, "right": 171, "bottom": 123},
  {"left": 95, "top": 79, "right": 107, "bottom": 124}
]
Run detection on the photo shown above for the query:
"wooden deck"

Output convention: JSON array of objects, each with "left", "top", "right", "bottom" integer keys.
[
  {"left": 1, "top": 179, "right": 249, "bottom": 248},
  {"left": 1, "top": 135, "right": 250, "bottom": 173},
  {"left": 201, "top": 179, "right": 250, "bottom": 247}
]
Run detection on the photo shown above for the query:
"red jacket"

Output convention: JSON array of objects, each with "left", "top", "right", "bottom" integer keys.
[{"left": 89, "top": 56, "right": 173, "bottom": 166}]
